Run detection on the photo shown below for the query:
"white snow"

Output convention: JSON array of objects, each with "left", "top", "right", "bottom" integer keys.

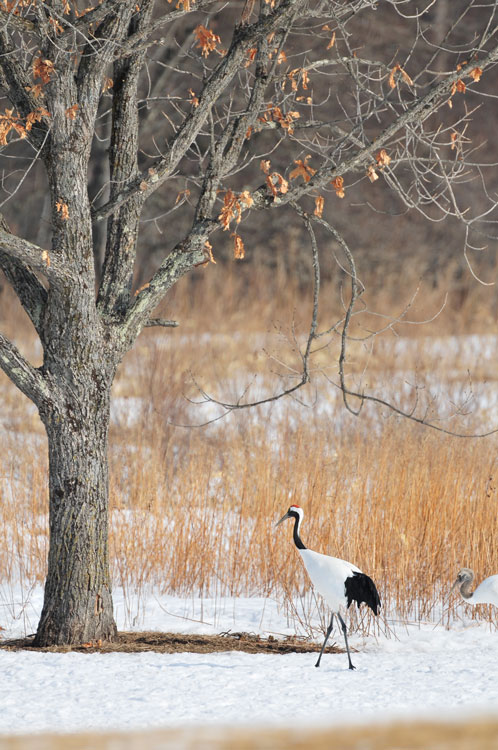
[
  {"left": 1, "top": 586, "right": 498, "bottom": 736},
  {"left": 2, "top": 331, "right": 498, "bottom": 736}
]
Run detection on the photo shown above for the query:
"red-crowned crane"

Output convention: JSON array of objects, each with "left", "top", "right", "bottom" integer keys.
[
  {"left": 451, "top": 568, "right": 498, "bottom": 607},
  {"left": 276, "top": 505, "right": 381, "bottom": 670}
]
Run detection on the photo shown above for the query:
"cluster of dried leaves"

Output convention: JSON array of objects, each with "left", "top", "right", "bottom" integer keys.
[{"left": 0, "top": 107, "right": 49, "bottom": 145}]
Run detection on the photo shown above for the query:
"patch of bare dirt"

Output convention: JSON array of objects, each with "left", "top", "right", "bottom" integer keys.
[{"left": 0, "top": 631, "right": 342, "bottom": 655}]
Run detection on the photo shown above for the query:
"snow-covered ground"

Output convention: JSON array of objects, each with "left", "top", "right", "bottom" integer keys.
[
  {"left": 1, "top": 586, "right": 498, "bottom": 736},
  {"left": 2, "top": 332, "right": 498, "bottom": 737}
]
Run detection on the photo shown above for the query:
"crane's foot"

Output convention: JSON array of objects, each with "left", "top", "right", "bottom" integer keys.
[
  {"left": 348, "top": 662, "right": 356, "bottom": 671},
  {"left": 315, "top": 660, "right": 321, "bottom": 668}
]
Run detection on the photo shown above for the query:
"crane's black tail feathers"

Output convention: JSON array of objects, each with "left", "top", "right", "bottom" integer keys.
[{"left": 345, "top": 571, "right": 381, "bottom": 615}]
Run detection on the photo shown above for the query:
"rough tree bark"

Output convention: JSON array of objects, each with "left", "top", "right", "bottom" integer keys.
[
  {"left": 0, "top": 0, "right": 496, "bottom": 645},
  {"left": 39, "top": 387, "right": 116, "bottom": 644}
]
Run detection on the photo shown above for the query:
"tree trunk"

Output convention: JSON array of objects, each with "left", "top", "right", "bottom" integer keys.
[{"left": 34, "top": 380, "right": 117, "bottom": 646}]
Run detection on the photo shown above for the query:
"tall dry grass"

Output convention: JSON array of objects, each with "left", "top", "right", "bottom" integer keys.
[{"left": 0, "top": 262, "right": 497, "bottom": 635}]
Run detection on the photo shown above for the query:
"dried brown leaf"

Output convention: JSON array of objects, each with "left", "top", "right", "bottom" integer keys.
[
  {"left": 102, "top": 77, "right": 113, "bottom": 93},
  {"left": 245, "top": 48, "right": 257, "bottom": 67},
  {"left": 134, "top": 282, "right": 150, "bottom": 296},
  {"left": 270, "top": 106, "right": 300, "bottom": 134},
  {"left": 188, "top": 88, "right": 199, "bottom": 107},
  {"left": 175, "top": 188, "right": 191, "bottom": 205},
  {"left": 239, "top": 190, "right": 253, "bottom": 208},
  {"left": 289, "top": 155, "right": 316, "bottom": 182},
  {"left": 400, "top": 67, "right": 413, "bottom": 86},
  {"left": 314, "top": 195, "right": 324, "bottom": 217},
  {"left": 204, "top": 240, "right": 216, "bottom": 264},
  {"left": 194, "top": 25, "right": 222, "bottom": 57},
  {"left": 48, "top": 16, "right": 64, "bottom": 34},
  {"left": 331, "top": 176, "right": 345, "bottom": 198},
  {"left": 25, "top": 107, "right": 50, "bottom": 131},
  {"left": 287, "top": 68, "right": 309, "bottom": 93},
  {"left": 218, "top": 189, "right": 238, "bottom": 230},
  {"left": 389, "top": 64, "right": 413, "bottom": 89},
  {"left": 366, "top": 165, "right": 379, "bottom": 182},
  {"left": 33, "top": 56, "right": 55, "bottom": 85},
  {"left": 26, "top": 83, "right": 44, "bottom": 99},
  {"left": 375, "top": 149, "right": 391, "bottom": 167},
  {"left": 232, "top": 233, "right": 245, "bottom": 259},
  {"left": 55, "top": 200, "right": 69, "bottom": 220},
  {"left": 266, "top": 172, "right": 288, "bottom": 198},
  {"left": 65, "top": 104, "right": 78, "bottom": 120}
]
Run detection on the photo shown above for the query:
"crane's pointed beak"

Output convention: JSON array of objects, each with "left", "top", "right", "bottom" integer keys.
[
  {"left": 450, "top": 577, "right": 460, "bottom": 593},
  {"left": 275, "top": 511, "right": 290, "bottom": 528}
]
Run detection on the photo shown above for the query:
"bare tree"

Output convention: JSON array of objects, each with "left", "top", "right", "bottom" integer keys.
[{"left": 0, "top": 0, "right": 497, "bottom": 645}]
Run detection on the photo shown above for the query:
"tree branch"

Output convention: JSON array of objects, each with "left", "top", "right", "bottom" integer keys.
[
  {"left": 0, "top": 36, "right": 49, "bottom": 149},
  {"left": 58, "top": 0, "right": 132, "bottom": 47},
  {"left": 0, "top": 8, "right": 36, "bottom": 32},
  {"left": 250, "top": 46, "right": 498, "bottom": 211},
  {"left": 97, "top": 0, "right": 155, "bottom": 320},
  {"left": 114, "top": 0, "right": 221, "bottom": 59},
  {"left": 0, "top": 229, "right": 70, "bottom": 285},
  {"left": 176, "top": 206, "right": 321, "bottom": 424},
  {"left": 0, "top": 213, "right": 47, "bottom": 334},
  {"left": 92, "top": 0, "right": 307, "bottom": 222},
  {"left": 331, "top": 382, "right": 498, "bottom": 439},
  {"left": 0, "top": 252, "right": 47, "bottom": 335},
  {"left": 0, "top": 332, "right": 52, "bottom": 408},
  {"left": 311, "top": 215, "right": 498, "bottom": 439},
  {"left": 144, "top": 318, "right": 179, "bottom": 328},
  {"left": 194, "top": 5, "right": 286, "bottom": 226},
  {"left": 116, "top": 220, "right": 217, "bottom": 348},
  {"left": 75, "top": 3, "right": 137, "bottom": 126}
]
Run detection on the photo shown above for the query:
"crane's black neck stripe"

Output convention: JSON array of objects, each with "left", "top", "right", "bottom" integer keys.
[{"left": 290, "top": 512, "right": 306, "bottom": 550}]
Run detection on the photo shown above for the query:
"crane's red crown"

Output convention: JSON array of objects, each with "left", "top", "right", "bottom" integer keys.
[{"left": 290, "top": 504, "right": 301, "bottom": 509}]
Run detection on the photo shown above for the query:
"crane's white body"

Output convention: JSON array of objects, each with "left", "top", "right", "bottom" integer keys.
[
  {"left": 299, "top": 548, "right": 362, "bottom": 612},
  {"left": 462, "top": 573, "right": 498, "bottom": 606},
  {"left": 275, "top": 504, "right": 381, "bottom": 670},
  {"left": 471, "top": 575, "right": 498, "bottom": 605}
]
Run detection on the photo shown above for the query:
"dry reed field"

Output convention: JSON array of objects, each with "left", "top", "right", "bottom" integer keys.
[
  {"left": 1, "top": 264, "right": 498, "bottom": 636},
  {"left": 2, "top": 719, "right": 498, "bottom": 750}
]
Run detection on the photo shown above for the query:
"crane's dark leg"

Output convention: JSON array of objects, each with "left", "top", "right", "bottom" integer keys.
[
  {"left": 337, "top": 612, "right": 355, "bottom": 670},
  {"left": 315, "top": 613, "right": 334, "bottom": 668}
]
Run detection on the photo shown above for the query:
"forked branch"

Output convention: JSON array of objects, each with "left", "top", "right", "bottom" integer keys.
[
  {"left": 0, "top": 333, "right": 53, "bottom": 408},
  {"left": 92, "top": 0, "right": 306, "bottom": 222},
  {"left": 0, "top": 229, "right": 70, "bottom": 285}
]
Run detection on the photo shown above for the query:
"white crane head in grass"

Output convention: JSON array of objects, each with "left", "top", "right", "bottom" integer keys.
[
  {"left": 275, "top": 504, "right": 381, "bottom": 671},
  {"left": 451, "top": 568, "right": 498, "bottom": 607}
]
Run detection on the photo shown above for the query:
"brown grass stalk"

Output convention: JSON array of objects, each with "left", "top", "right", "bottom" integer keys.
[{"left": 0, "top": 268, "right": 497, "bottom": 636}]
